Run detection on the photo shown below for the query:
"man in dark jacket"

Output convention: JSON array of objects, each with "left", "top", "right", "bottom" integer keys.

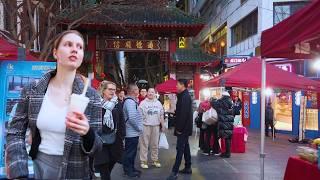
[
  {"left": 265, "top": 102, "right": 275, "bottom": 137},
  {"left": 213, "top": 91, "right": 234, "bottom": 158},
  {"left": 167, "top": 79, "right": 193, "bottom": 180}
]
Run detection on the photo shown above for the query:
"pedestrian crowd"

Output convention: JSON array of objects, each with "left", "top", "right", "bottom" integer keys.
[{"left": 5, "top": 30, "right": 274, "bottom": 180}]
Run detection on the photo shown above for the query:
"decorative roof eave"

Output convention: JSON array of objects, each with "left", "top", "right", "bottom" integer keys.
[
  {"left": 170, "top": 48, "right": 221, "bottom": 66},
  {"left": 59, "top": 21, "right": 204, "bottom": 36},
  {"left": 58, "top": 4, "right": 205, "bottom": 37}
]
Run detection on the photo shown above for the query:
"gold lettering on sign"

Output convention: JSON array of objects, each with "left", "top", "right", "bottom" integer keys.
[
  {"left": 136, "top": 41, "right": 143, "bottom": 49},
  {"left": 113, "top": 41, "right": 120, "bottom": 49},
  {"left": 147, "top": 41, "right": 154, "bottom": 49},
  {"left": 125, "top": 41, "right": 132, "bottom": 49}
]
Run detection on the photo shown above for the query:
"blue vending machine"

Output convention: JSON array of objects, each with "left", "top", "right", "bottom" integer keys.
[{"left": 0, "top": 60, "right": 56, "bottom": 177}]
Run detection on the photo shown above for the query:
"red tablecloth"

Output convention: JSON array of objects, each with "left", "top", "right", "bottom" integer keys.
[
  {"left": 220, "top": 127, "right": 247, "bottom": 153},
  {"left": 284, "top": 156, "right": 320, "bottom": 180}
]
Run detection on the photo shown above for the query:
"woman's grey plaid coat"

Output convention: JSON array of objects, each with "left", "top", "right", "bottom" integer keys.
[{"left": 5, "top": 70, "right": 103, "bottom": 179}]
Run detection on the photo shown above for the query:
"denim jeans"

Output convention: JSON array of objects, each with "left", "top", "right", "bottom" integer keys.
[
  {"left": 123, "top": 137, "right": 139, "bottom": 174},
  {"left": 172, "top": 135, "right": 191, "bottom": 173}
]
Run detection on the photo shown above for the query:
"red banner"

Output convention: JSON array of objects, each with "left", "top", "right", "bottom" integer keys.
[{"left": 242, "top": 91, "right": 250, "bottom": 127}]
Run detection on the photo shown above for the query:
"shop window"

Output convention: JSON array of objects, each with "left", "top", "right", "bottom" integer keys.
[
  {"left": 306, "top": 109, "right": 318, "bottom": 130},
  {"left": 273, "top": 1, "right": 309, "bottom": 25},
  {"left": 210, "top": 25, "right": 227, "bottom": 56},
  {"left": 274, "top": 92, "right": 292, "bottom": 131},
  {"left": 231, "top": 9, "right": 258, "bottom": 46}
]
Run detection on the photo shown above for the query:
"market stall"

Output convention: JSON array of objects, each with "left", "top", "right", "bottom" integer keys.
[
  {"left": 260, "top": 0, "right": 320, "bottom": 179},
  {"left": 0, "top": 36, "right": 38, "bottom": 61},
  {"left": 155, "top": 78, "right": 178, "bottom": 94}
]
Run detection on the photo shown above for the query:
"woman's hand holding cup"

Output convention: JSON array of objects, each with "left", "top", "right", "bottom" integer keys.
[{"left": 66, "top": 111, "right": 90, "bottom": 136}]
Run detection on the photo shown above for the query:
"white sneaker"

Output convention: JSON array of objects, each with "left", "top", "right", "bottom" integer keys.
[
  {"left": 141, "top": 161, "right": 149, "bottom": 169},
  {"left": 152, "top": 160, "right": 161, "bottom": 168},
  {"left": 94, "top": 173, "right": 101, "bottom": 178}
]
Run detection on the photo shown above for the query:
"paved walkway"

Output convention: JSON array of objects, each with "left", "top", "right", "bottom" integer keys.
[{"left": 109, "top": 129, "right": 298, "bottom": 180}]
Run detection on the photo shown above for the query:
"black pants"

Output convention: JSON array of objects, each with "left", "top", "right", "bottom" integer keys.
[
  {"left": 203, "top": 125, "right": 213, "bottom": 153},
  {"left": 199, "top": 128, "right": 205, "bottom": 150},
  {"left": 265, "top": 121, "right": 275, "bottom": 136},
  {"left": 96, "top": 161, "right": 116, "bottom": 180},
  {"left": 210, "top": 124, "right": 220, "bottom": 154},
  {"left": 203, "top": 125, "right": 220, "bottom": 154},
  {"left": 123, "top": 137, "right": 139, "bottom": 174},
  {"left": 172, "top": 135, "right": 191, "bottom": 173},
  {"left": 225, "top": 137, "right": 232, "bottom": 156}
]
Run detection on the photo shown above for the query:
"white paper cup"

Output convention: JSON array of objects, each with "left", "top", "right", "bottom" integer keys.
[{"left": 69, "top": 94, "right": 90, "bottom": 113}]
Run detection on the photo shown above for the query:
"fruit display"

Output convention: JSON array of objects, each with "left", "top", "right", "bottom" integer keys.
[
  {"left": 297, "top": 146, "right": 318, "bottom": 163},
  {"left": 313, "top": 138, "right": 320, "bottom": 146}
]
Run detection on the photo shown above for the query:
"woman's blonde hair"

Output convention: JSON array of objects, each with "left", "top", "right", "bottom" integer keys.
[{"left": 98, "top": 80, "right": 116, "bottom": 96}]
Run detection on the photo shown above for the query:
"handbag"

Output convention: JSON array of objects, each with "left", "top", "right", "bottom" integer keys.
[
  {"left": 100, "top": 122, "right": 117, "bottom": 145},
  {"left": 202, "top": 107, "right": 218, "bottom": 125},
  {"left": 159, "top": 133, "right": 169, "bottom": 149}
]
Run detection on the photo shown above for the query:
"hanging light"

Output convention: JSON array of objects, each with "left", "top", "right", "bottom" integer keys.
[
  {"left": 220, "top": 41, "right": 226, "bottom": 47},
  {"left": 211, "top": 46, "right": 216, "bottom": 53},
  {"left": 266, "top": 88, "right": 273, "bottom": 97},
  {"left": 202, "top": 88, "right": 211, "bottom": 98},
  {"left": 312, "top": 58, "right": 320, "bottom": 70}
]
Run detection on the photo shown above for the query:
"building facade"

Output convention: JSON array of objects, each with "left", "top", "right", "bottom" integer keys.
[
  {"left": 189, "top": 0, "right": 319, "bottom": 137},
  {"left": 191, "top": 0, "right": 310, "bottom": 57}
]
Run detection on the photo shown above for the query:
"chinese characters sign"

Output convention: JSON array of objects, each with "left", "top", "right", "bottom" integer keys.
[{"left": 101, "top": 39, "right": 161, "bottom": 51}]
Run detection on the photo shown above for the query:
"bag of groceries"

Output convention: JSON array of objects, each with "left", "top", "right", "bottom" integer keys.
[{"left": 202, "top": 107, "right": 218, "bottom": 125}]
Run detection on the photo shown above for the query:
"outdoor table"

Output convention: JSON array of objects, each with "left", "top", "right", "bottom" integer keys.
[
  {"left": 284, "top": 156, "right": 320, "bottom": 180},
  {"left": 220, "top": 126, "right": 247, "bottom": 153}
]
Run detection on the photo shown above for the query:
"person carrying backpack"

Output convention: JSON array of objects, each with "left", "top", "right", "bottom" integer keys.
[{"left": 122, "top": 83, "right": 143, "bottom": 178}]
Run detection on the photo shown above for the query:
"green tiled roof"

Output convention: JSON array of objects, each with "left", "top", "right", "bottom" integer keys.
[
  {"left": 171, "top": 48, "right": 220, "bottom": 65},
  {"left": 58, "top": 4, "right": 204, "bottom": 30}
]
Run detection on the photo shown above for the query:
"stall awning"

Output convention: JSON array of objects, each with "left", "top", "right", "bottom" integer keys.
[
  {"left": 0, "top": 36, "right": 38, "bottom": 61},
  {"left": 155, "top": 78, "right": 177, "bottom": 94},
  {"left": 204, "top": 57, "right": 320, "bottom": 92},
  {"left": 261, "top": 0, "right": 320, "bottom": 59}
]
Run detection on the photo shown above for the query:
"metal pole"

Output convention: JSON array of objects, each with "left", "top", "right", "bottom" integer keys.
[{"left": 260, "top": 58, "right": 266, "bottom": 180}]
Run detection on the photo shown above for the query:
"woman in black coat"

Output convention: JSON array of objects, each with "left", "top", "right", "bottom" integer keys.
[
  {"left": 94, "top": 81, "right": 126, "bottom": 180},
  {"left": 212, "top": 92, "right": 234, "bottom": 158}
]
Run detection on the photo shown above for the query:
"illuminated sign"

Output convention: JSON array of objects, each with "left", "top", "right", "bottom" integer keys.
[
  {"left": 178, "top": 37, "right": 186, "bottom": 48},
  {"left": 224, "top": 57, "right": 247, "bottom": 64}
]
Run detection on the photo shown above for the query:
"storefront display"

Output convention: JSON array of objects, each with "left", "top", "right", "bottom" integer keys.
[
  {"left": 274, "top": 92, "right": 293, "bottom": 131},
  {"left": 306, "top": 109, "right": 319, "bottom": 131}
]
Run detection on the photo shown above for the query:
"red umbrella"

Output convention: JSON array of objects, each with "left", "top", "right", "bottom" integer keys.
[
  {"left": 0, "top": 36, "right": 38, "bottom": 61},
  {"left": 155, "top": 78, "right": 177, "bottom": 94},
  {"left": 204, "top": 57, "right": 320, "bottom": 92}
]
